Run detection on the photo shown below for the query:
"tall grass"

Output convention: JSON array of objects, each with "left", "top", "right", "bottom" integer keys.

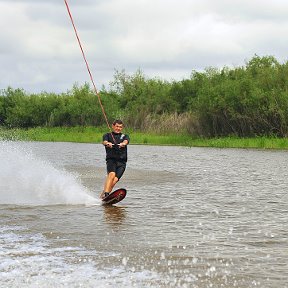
[{"left": 124, "top": 112, "right": 200, "bottom": 135}]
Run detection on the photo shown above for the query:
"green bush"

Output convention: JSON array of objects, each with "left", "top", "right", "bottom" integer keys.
[{"left": 1, "top": 55, "right": 288, "bottom": 137}]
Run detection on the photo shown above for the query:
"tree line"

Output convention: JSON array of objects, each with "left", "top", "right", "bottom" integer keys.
[{"left": 1, "top": 55, "right": 288, "bottom": 137}]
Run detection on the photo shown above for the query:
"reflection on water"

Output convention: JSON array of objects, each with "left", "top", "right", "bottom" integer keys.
[
  {"left": 0, "top": 141, "right": 288, "bottom": 287},
  {"left": 103, "top": 206, "right": 127, "bottom": 226}
]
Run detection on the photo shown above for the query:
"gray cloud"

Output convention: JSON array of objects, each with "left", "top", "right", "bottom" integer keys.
[{"left": 0, "top": 0, "right": 288, "bottom": 92}]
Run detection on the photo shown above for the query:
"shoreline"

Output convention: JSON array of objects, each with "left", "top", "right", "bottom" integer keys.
[{"left": 1, "top": 126, "right": 288, "bottom": 150}]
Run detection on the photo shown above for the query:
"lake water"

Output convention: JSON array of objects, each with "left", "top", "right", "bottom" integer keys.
[{"left": 0, "top": 141, "right": 287, "bottom": 287}]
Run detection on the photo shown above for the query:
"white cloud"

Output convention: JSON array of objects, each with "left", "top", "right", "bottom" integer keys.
[{"left": 0, "top": 0, "right": 288, "bottom": 92}]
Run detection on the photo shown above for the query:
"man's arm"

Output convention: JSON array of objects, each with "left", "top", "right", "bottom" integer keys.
[{"left": 103, "top": 133, "right": 114, "bottom": 148}]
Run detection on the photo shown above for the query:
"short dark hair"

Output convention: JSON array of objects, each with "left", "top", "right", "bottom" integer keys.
[{"left": 112, "top": 119, "right": 124, "bottom": 126}]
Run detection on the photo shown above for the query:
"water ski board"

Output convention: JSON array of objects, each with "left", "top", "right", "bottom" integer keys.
[{"left": 102, "top": 188, "right": 127, "bottom": 205}]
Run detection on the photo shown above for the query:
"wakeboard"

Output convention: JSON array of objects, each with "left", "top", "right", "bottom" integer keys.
[{"left": 102, "top": 188, "right": 127, "bottom": 205}]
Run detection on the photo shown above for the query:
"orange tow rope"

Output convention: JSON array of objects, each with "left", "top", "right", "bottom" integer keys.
[{"left": 64, "top": 0, "right": 112, "bottom": 132}]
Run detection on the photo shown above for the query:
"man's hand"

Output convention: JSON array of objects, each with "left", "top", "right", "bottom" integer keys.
[
  {"left": 104, "top": 141, "right": 114, "bottom": 148},
  {"left": 118, "top": 140, "right": 128, "bottom": 148},
  {"left": 118, "top": 143, "right": 125, "bottom": 148}
]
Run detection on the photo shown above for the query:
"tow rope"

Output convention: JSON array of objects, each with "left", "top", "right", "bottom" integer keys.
[{"left": 64, "top": 0, "right": 112, "bottom": 132}]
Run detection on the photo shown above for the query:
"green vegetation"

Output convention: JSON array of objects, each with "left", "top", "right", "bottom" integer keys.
[
  {"left": 1, "top": 126, "right": 288, "bottom": 150},
  {"left": 1, "top": 55, "right": 288, "bottom": 144}
]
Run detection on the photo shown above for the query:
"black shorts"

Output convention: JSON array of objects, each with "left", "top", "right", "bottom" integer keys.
[{"left": 106, "top": 159, "right": 126, "bottom": 180}]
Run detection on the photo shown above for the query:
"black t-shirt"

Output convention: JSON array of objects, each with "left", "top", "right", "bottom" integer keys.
[{"left": 103, "top": 132, "right": 130, "bottom": 162}]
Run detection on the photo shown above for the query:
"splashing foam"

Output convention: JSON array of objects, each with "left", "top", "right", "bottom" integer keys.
[{"left": 0, "top": 141, "right": 99, "bottom": 206}]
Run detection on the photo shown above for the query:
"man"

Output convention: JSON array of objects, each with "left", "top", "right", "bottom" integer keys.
[{"left": 100, "top": 119, "right": 130, "bottom": 199}]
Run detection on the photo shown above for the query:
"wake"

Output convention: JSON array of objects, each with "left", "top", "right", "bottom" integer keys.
[{"left": 0, "top": 141, "right": 100, "bottom": 206}]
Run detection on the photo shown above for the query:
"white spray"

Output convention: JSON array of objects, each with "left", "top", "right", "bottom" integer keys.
[{"left": 0, "top": 141, "right": 99, "bottom": 206}]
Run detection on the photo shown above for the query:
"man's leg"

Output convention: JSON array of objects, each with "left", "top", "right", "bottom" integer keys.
[
  {"left": 100, "top": 161, "right": 125, "bottom": 199},
  {"left": 100, "top": 160, "right": 116, "bottom": 198},
  {"left": 100, "top": 172, "right": 115, "bottom": 198},
  {"left": 100, "top": 173, "right": 119, "bottom": 199},
  {"left": 111, "top": 175, "right": 119, "bottom": 191},
  {"left": 105, "top": 172, "right": 119, "bottom": 192}
]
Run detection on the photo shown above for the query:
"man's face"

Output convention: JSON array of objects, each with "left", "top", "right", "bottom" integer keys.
[{"left": 112, "top": 123, "right": 123, "bottom": 133}]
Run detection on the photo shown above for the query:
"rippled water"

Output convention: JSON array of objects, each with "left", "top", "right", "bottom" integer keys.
[{"left": 0, "top": 141, "right": 288, "bottom": 287}]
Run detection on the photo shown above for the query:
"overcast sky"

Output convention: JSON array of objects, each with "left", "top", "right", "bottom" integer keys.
[{"left": 0, "top": 0, "right": 287, "bottom": 93}]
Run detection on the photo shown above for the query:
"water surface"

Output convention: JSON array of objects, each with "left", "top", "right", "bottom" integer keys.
[{"left": 0, "top": 141, "right": 287, "bottom": 287}]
